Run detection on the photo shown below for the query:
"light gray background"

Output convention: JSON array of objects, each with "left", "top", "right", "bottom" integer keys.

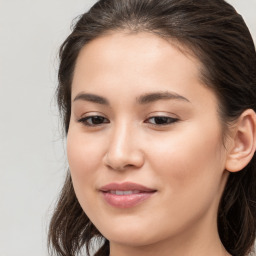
[{"left": 0, "top": 1, "right": 255, "bottom": 255}]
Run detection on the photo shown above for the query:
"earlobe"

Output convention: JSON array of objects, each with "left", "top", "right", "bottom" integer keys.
[{"left": 225, "top": 109, "right": 256, "bottom": 173}]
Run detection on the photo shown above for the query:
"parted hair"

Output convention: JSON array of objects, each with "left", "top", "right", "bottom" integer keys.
[{"left": 48, "top": 0, "right": 256, "bottom": 255}]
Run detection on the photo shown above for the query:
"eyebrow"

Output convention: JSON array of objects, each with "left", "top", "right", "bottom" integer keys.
[
  {"left": 137, "top": 91, "right": 190, "bottom": 104},
  {"left": 73, "top": 93, "right": 110, "bottom": 105},
  {"left": 73, "top": 91, "right": 190, "bottom": 105}
]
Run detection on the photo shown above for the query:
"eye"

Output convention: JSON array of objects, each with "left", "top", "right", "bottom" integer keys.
[
  {"left": 145, "top": 116, "right": 179, "bottom": 126},
  {"left": 78, "top": 115, "right": 109, "bottom": 126}
]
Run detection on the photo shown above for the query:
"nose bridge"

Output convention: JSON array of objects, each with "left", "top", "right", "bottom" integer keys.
[
  {"left": 109, "top": 118, "right": 135, "bottom": 159},
  {"left": 104, "top": 118, "right": 144, "bottom": 170}
]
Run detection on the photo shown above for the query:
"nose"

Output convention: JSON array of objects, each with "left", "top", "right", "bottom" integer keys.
[{"left": 103, "top": 122, "right": 144, "bottom": 171}]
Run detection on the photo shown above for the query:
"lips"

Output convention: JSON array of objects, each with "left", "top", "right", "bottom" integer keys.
[{"left": 99, "top": 182, "right": 157, "bottom": 208}]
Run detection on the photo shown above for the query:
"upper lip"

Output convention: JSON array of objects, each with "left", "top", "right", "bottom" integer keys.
[{"left": 99, "top": 182, "right": 156, "bottom": 192}]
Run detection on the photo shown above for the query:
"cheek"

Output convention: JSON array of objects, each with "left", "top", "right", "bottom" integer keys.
[
  {"left": 66, "top": 128, "right": 103, "bottom": 190},
  {"left": 66, "top": 128, "right": 108, "bottom": 220},
  {"left": 148, "top": 123, "right": 225, "bottom": 191},
  {"left": 144, "top": 123, "right": 226, "bottom": 233}
]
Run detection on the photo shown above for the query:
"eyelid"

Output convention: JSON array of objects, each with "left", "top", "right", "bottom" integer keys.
[
  {"left": 77, "top": 111, "right": 107, "bottom": 120},
  {"left": 145, "top": 112, "right": 179, "bottom": 120}
]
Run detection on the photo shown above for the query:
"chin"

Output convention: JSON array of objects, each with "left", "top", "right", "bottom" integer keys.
[{"left": 97, "top": 221, "right": 166, "bottom": 248}]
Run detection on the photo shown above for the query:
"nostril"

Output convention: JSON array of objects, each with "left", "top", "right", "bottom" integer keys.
[{"left": 103, "top": 148, "right": 145, "bottom": 171}]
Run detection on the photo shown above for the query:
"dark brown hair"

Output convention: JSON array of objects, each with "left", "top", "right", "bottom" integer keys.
[{"left": 48, "top": 0, "right": 256, "bottom": 255}]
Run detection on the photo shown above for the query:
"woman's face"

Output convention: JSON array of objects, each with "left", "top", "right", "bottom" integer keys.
[{"left": 67, "top": 32, "right": 229, "bottom": 248}]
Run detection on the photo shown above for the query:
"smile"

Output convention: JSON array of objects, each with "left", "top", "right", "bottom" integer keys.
[{"left": 99, "top": 182, "right": 157, "bottom": 208}]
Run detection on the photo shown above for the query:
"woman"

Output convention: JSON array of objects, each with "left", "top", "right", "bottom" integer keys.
[{"left": 48, "top": 0, "right": 256, "bottom": 255}]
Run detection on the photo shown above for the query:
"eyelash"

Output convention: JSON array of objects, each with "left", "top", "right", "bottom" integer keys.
[
  {"left": 78, "top": 115, "right": 179, "bottom": 127},
  {"left": 78, "top": 116, "right": 110, "bottom": 126},
  {"left": 146, "top": 116, "right": 179, "bottom": 126}
]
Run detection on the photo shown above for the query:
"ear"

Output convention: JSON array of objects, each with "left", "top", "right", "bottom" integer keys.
[{"left": 225, "top": 109, "right": 256, "bottom": 173}]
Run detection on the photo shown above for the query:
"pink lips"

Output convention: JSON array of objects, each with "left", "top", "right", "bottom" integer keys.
[{"left": 99, "top": 182, "right": 157, "bottom": 208}]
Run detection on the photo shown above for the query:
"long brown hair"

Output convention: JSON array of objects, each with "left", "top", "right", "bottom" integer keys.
[{"left": 48, "top": 0, "right": 256, "bottom": 255}]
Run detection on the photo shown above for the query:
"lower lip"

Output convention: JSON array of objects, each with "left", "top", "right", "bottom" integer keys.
[{"left": 101, "top": 192, "right": 155, "bottom": 208}]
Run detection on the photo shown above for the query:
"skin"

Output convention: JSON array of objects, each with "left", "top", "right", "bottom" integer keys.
[{"left": 67, "top": 31, "right": 234, "bottom": 256}]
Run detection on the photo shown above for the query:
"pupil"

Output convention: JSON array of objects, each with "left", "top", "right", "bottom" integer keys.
[
  {"left": 155, "top": 117, "right": 168, "bottom": 124},
  {"left": 92, "top": 116, "right": 104, "bottom": 124}
]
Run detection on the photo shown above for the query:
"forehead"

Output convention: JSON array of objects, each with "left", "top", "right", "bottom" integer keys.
[
  {"left": 74, "top": 31, "right": 200, "bottom": 75},
  {"left": 72, "top": 31, "right": 217, "bottom": 110}
]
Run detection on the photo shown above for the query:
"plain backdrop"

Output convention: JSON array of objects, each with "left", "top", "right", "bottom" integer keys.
[{"left": 0, "top": 1, "right": 255, "bottom": 255}]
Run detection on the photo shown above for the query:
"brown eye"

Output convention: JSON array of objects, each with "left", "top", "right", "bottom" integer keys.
[
  {"left": 146, "top": 116, "right": 179, "bottom": 126},
  {"left": 78, "top": 116, "right": 109, "bottom": 126}
]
